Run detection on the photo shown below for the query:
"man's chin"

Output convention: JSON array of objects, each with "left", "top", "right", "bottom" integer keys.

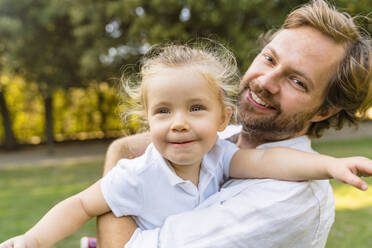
[
  {"left": 242, "top": 117, "right": 309, "bottom": 140},
  {"left": 239, "top": 112, "right": 278, "bottom": 131}
]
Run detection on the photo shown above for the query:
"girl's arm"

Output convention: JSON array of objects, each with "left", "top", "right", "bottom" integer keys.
[
  {"left": 229, "top": 147, "right": 372, "bottom": 191},
  {"left": 0, "top": 180, "right": 110, "bottom": 248}
]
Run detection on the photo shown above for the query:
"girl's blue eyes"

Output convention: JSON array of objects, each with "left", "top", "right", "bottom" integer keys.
[
  {"left": 190, "top": 105, "right": 202, "bottom": 112},
  {"left": 158, "top": 108, "right": 170, "bottom": 114},
  {"left": 156, "top": 105, "right": 204, "bottom": 114}
]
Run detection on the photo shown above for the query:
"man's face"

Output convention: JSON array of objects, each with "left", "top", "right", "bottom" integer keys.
[{"left": 238, "top": 26, "right": 345, "bottom": 142}]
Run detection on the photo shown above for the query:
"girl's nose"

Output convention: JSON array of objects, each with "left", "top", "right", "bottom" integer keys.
[{"left": 171, "top": 113, "right": 189, "bottom": 132}]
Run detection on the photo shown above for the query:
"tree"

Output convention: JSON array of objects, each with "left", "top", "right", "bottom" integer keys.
[
  {"left": 0, "top": 0, "right": 370, "bottom": 149},
  {"left": 0, "top": 0, "right": 84, "bottom": 153},
  {"left": 0, "top": 84, "right": 16, "bottom": 149}
]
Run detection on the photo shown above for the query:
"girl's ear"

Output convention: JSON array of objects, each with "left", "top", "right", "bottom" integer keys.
[{"left": 218, "top": 106, "right": 232, "bottom": 132}]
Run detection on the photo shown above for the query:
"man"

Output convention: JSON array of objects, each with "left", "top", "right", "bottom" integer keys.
[{"left": 96, "top": 0, "right": 372, "bottom": 247}]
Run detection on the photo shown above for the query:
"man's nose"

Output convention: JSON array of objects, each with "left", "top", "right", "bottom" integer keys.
[
  {"left": 257, "top": 68, "right": 281, "bottom": 95},
  {"left": 171, "top": 113, "right": 190, "bottom": 132}
]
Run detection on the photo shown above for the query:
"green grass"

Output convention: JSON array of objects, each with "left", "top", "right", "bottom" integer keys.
[
  {"left": 0, "top": 137, "right": 371, "bottom": 247},
  {"left": 0, "top": 160, "right": 103, "bottom": 248},
  {"left": 313, "top": 137, "right": 372, "bottom": 248}
]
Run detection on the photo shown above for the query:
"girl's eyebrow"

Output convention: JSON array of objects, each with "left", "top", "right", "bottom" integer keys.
[
  {"left": 149, "top": 101, "right": 170, "bottom": 109},
  {"left": 149, "top": 97, "right": 212, "bottom": 109},
  {"left": 188, "top": 97, "right": 207, "bottom": 102},
  {"left": 187, "top": 97, "right": 215, "bottom": 106},
  {"left": 150, "top": 101, "right": 170, "bottom": 109}
]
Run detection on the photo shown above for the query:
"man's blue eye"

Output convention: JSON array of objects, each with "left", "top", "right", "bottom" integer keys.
[
  {"left": 293, "top": 79, "right": 307, "bottom": 90},
  {"left": 264, "top": 55, "right": 274, "bottom": 63}
]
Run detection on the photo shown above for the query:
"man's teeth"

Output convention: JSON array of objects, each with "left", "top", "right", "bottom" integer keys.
[{"left": 251, "top": 91, "right": 270, "bottom": 107}]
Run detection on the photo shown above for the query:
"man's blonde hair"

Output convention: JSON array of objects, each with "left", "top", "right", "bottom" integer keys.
[{"left": 265, "top": 0, "right": 372, "bottom": 137}]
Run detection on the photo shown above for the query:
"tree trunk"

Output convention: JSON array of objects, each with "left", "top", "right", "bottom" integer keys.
[
  {"left": 44, "top": 94, "right": 54, "bottom": 154},
  {"left": 98, "top": 91, "right": 107, "bottom": 135},
  {"left": 0, "top": 89, "right": 17, "bottom": 149}
]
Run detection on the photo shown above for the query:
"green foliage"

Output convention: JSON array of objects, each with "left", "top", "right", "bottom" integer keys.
[
  {"left": 0, "top": 76, "right": 142, "bottom": 145},
  {"left": 0, "top": 0, "right": 370, "bottom": 146},
  {"left": 0, "top": 76, "right": 44, "bottom": 143},
  {"left": 0, "top": 0, "right": 81, "bottom": 89},
  {"left": 1, "top": 0, "right": 371, "bottom": 81}
]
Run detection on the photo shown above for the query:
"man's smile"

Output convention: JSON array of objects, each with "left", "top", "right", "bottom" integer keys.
[{"left": 246, "top": 89, "right": 275, "bottom": 110}]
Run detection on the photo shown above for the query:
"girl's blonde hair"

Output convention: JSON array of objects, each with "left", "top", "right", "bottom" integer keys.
[{"left": 120, "top": 41, "right": 240, "bottom": 130}]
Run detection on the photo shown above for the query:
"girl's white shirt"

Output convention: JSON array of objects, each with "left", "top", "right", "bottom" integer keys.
[{"left": 100, "top": 137, "right": 239, "bottom": 230}]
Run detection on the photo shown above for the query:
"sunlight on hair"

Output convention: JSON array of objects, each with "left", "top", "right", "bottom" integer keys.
[{"left": 367, "top": 107, "right": 372, "bottom": 120}]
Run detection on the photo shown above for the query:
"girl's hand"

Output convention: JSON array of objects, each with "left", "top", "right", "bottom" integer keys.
[
  {"left": 328, "top": 156, "right": 372, "bottom": 191},
  {"left": 0, "top": 234, "right": 37, "bottom": 248}
]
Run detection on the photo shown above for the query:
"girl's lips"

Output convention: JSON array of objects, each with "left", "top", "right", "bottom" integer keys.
[
  {"left": 169, "top": 140, "right": 195, "bottom": 147},
  {"left": 245, "top": 90, "right": 273, "bottom": 110}
]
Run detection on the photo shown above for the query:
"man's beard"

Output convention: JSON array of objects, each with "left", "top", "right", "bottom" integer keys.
[{"left": 237, "top": 83, "right": 319, "bottom": 142}]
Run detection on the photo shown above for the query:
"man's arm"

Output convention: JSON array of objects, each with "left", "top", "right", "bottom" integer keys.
[{"left": 96, "top": 133, "right": 151, "bottom": 248}]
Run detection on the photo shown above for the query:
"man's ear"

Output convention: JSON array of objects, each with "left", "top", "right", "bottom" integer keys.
[
  {"left": 311, "top": 106, "right": 341, "bottom": 123},
  {"left": 218, "top": 106, "right": 232, "bottom": 132}
]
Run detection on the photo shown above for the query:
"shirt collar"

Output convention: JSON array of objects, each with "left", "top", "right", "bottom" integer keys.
[
  {"left": 148, "top": 143, "right": 196, "bottom": 186},
  {"left": 256, "top": 135, "right": 314, "bottom": 153}
]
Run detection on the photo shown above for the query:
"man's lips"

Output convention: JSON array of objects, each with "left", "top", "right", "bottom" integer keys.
[{"left": 246, "top": 90, "right": 274, "bottom": 110}]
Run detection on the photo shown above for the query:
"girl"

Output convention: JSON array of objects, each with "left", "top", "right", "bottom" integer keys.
[{"left": 2, "top": 43, "right": 372, "bottom": 248}]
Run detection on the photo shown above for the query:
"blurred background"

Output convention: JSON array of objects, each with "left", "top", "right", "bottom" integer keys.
[
  {"left": 0, "top": 0, "right": 371, "bottom": 247},
  {"left": 0, "top": 0, "right": 371, "bottom": 152}
]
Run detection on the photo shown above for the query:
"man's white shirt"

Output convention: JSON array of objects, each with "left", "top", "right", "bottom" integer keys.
[{"left": 125, "top": 125, "right": 335, "bottom": 248}]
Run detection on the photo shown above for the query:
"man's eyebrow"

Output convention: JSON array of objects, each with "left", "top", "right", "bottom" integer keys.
[
  {"left": 266, "top": 45, "right": 314, "bottom": 90},
  {"left": 265, "top": 46, "right": 279, "bottom": 60}
]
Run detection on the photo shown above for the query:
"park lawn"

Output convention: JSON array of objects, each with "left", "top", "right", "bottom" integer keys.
[
  {"left": 0, "top": 137, "right": 371, "bottom": 248},
  {"left": 0, "top": 160, "right": 103, "bottom": 248},
  {"left": 313, "top": 137, "right": 372, "bottom": 248}
]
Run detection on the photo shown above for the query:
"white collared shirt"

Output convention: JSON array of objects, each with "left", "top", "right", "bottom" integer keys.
[
  {"left": 125, "top": 126, "right": 335, "bottom": 248},
  {"left": 101, "top": 137, "right": 239, "bottom": 230}
]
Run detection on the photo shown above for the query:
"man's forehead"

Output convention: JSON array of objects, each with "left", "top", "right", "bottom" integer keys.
[{"left": 268, "top": 27, "right": 345, "bottom": 61}]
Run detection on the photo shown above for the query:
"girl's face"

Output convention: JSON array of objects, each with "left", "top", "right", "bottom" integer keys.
[{"left": 145, "top": 66, "right": 231, "bottom": 172}]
